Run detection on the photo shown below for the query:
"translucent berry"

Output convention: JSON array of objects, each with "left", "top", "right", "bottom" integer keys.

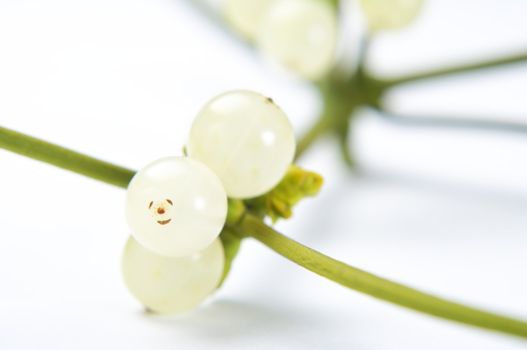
[
  {"left": 223, "top": 0, "right": 276, "bottom": 39},
  {"left": 360, "top": 0, "right": 424, "bottom": 31},
  {"left": 187, "top": 90, "right": 296, "bottom": 199},
  {"left": 256, "top": 0, "right": 337, "bottom": 80},
  {"left": 126, "top": 157, "right": 227, "bottom": 257},
  {"left": 122, "top": 237, "right": 225, "bottom": 314}
]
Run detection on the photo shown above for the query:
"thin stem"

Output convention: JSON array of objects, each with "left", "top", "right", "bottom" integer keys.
[
  {"left": 295, "top": 116, "right": 333, "bottom": 160},
  {"left": 0, "top": 126, "right": 135, "bottom": 188},
  {"left": 2, "top": 125, "right": 527, "bottom": 339},
  {"left": 239, "top": 214, "right": 527, "bottom": 339},
  {"left": 382, "top": 51, "right": 527, "bottom": 87},
  {"left": 335, "top": 117, "right": 354, "bottom": 167},
  {"left": 376, "top": 110, "right": 527, "bottom": 134},
  {"left": 356, "top": 35, "right": 371, "bottom": 75}
]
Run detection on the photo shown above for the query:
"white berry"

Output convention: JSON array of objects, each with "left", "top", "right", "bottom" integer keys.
[
  {"left": 360, "top": 0, "right": 424, "bottom": 31},
  {"left": 122, "top": 237, "right": 225, "bottom": 314},
  {"left": 187, "top": 90, "right": 296, "bottom": 199},
  {"left": 126, "top": 157, "right": 227, "bottom": 257},
  {"left": 223, "top": 0, "right": 276, "bottom": 39},
  {"left": 256, "top": 0, "right": 337, "bottom": 80}
]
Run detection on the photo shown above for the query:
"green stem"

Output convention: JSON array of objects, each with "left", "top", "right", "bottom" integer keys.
[
  {"left": 295, "top": 116, "right": 333, "bottom": 160},
  {"left": 0, "top": 127, "right": 135, "bottom": 188},
  {"left": 2, "top": 125, "right": 527, "bottom": 339},
  {"left": 382, "top": 51, "right": 527, "bottom": 87},
  {"left": 336, "top": 118, "right": 353, "bottom": 167},
  {"left": 376, "top": 110, "right": 527, "bottom": 134},
  {"left": 239, "top": 214, "right": 527, "bottom": 338}
]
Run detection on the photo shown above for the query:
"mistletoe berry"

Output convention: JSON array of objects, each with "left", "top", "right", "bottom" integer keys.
[
  {"left": 223, "top": 0, "right": 275, "bottom": 39},
  {"left": 122, "top": 237, "right": 225, "bottom": 314},
  {"left": 126, "top": 157, "right": 227, "bottom": 257},
  {"left": 257, "top": 0, "right": 337, "bottom": 80},
  {"left": 187, "top": 90, "right": 296, "bottom": 199},
  {"left": 359, "top": 0, "right": 424, "bottom": 31}
]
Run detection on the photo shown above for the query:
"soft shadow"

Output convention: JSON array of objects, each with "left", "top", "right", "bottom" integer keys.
[
  {"left": 142, "top": 298, "right": 357, "bottom": 349},
  {"left": 295, "top": 167, "right": 527, "bottom": 243},
  {"left": 355, "top": 167, "right": 527, "bottom": 206}
]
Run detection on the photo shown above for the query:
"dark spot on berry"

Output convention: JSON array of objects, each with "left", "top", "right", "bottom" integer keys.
[
  {"left": 157, "top": 219, "right": 172, "bottom": 225},
  {"left": 265, "top": 97, "right": 274, "bottom": 104}
]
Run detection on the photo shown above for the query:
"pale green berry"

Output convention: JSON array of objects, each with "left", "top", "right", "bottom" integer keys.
[
  {"left": 122, "top": 237, "right": 225, "bottom": 314},
  {"left": 360, "top": 0, "right": 424, "bottom": 31},
  {"left": 256, "top": 0, "right": 337, "bottom": 80},
  {"left": 126, "top": 157, "right": 227, "bottom": 257},
  {"left": 223, "top": 0, "right": 276, "bottom": 39},
  {"left": 187, "top": 90, "right": 296, "bottom": 199}
]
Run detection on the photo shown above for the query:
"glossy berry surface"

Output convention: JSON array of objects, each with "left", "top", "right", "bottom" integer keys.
[
  {"left": 257, "top": 0, "right": 337, "bottom": 80},
  {"left": 187, "top": 90, "right": 296, "bottom": 199},
  {"left": 224, "top": 0, "right": 275, "bottom": 39},
  {"left": 126, "top": 157, "right": 227, "bottom": 257},
  {"left": 360, "top": 0, "right": 424, "bottom": 30},
  {"left": 122, "top": 237, "right": 225, "bottom": 314}
]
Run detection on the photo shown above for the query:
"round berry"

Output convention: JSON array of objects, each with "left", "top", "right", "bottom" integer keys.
[
  {"left": 360, "top": 0, "right": 424, "bottom": 31},
  {"left": 126, "top": 157, "right": 227, "bottom": 257},
  {"left": 256, "top": 0, "right": 337, "bottom": 80},
  {"left": 223, "top": 0, "right": 276, "bottom": 39},
  {"left": 187, "top": 90, "right": 296, "bottom": 199},
  {"left": 122, "top": 237, "right": 225, "bottom": 314}
]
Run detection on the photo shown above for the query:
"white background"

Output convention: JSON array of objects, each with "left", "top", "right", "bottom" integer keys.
[{"left": 1, "top": 0, "right": 527, "bottom": 349}]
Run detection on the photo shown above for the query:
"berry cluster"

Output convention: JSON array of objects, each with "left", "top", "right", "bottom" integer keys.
[
  {"left": 122, "top": 90, "right": 296, "bottom": 314},
  {"left": 1, "top": 0, "right": 525, "bottom": 339},
  {"left": 223, "top": 0, "right": 424, "bottom": 80}
]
